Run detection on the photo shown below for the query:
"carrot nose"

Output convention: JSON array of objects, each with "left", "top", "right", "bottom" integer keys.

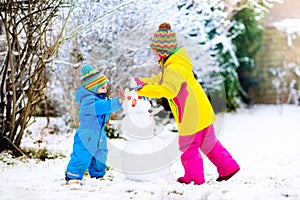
[{"left": 131, "top": 99, "right": 137, "bottom": 107}]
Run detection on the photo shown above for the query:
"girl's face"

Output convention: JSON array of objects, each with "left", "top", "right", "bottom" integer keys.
[{"left": 97, "top": 83, "right": 108, "bottom": 94}]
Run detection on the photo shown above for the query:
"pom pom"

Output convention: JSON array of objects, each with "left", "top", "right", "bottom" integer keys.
[
  {"left": 81, "top": 64, "right": 94, "bottom": 75},
  {"left": 158, "top": 22, "right": 171, "bottom": 30}
]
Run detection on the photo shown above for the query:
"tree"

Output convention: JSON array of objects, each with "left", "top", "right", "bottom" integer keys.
[
  {"left": 231, "top": 8, "right": 264, "bottom": 105},
  {"left": 0, "top": 0, "right": 67, "bottom": 155},
  {"left": 223, "top": 0, "right": 284, "bottom": 20}
]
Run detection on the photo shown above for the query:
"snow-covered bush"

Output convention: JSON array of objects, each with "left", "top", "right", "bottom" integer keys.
[{"left": 270, "top": 63, "right": 300, "bottom": 105}]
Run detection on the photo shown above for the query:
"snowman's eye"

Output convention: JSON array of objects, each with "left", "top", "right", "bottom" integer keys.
[
  {"left": 127, "top": 96, "right": 131, "bottom": 100},
  {"left": 138, "top": 96, "right": 142, "bottom": 99}
]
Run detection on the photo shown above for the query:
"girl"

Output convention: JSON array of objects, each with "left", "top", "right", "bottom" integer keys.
[{"left": 135, "top": 22, "right": 240, "bottom": 185}]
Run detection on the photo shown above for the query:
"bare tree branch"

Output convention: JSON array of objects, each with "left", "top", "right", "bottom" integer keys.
[{"left": 0, "top": 0, "right": 69, "bottom": 154}]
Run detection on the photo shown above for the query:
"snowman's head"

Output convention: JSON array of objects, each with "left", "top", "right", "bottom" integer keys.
[
  {"left": 121, "top": 88, "right": 154, "bottom": 130},
  {"left": 123, "top": 88, "right": 151, "bottom": 114}
]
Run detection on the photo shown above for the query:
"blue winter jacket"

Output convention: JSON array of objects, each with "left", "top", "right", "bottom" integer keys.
[{"left": 76, "top": 85, "right": 122, "bottom": 138}]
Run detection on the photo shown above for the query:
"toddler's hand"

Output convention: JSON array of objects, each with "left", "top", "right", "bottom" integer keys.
[{"left": 118, "top": 87, "right": 125, "bottom": 103}]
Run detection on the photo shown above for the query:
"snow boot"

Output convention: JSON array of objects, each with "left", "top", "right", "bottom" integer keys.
[
  {"left": 97, "top": 176, "right": 105, "bottom": 181},
  {"left": 216, "top": 167, "right": 240, "bottom": 182},
  {"left": 177, "top": 177, "right": 191, "bottom": 184},
  {"left": 66, "top": 179, "right": 82, "bottom": 190}
]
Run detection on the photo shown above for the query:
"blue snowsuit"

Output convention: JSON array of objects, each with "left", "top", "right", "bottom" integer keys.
[{"left": 65, "top": 86, "right": 122, "bottom": 180}]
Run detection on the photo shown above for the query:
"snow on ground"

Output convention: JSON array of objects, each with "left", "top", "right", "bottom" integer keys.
[{"left": 1, "top": 104, "right": 300, "bottom": 200}]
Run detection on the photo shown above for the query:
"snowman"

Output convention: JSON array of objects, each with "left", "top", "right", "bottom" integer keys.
[
  {"left": 120, "top": 88, "right": 158, "bottom": 140},
  {"left": 120, "top": 80, "right": 171, "bottom": 181}
]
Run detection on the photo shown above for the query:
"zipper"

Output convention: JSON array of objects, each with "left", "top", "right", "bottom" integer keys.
[
  {"left": 97, "top": 115, "right": 106, "bottom": 148},
  {"left": 97, "top": 128, "right": 103, "bottom": 148}
]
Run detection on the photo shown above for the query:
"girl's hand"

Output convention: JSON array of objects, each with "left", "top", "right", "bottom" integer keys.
[
  {"left": 118, "top": 87, "right": 125, "bottom": 104},
  {"left": 134, "top": 77, "right": 145, "bottom": 86}
]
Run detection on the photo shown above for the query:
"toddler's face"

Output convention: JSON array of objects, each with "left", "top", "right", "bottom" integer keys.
[{"left": 97, "top": 83, "right": 108, "bottom": 94}]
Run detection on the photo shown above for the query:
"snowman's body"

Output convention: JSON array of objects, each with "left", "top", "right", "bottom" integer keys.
[{"left": 120, "top": 89, "right": 170, "bottom": 181}]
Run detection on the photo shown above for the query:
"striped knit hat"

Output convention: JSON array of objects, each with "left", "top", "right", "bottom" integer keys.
[
  {"left": 80, "top": 64, "right": 109, "bottom": 93},
  {"left": 150, "top": 22, "right": 177, "bottom": 59}
]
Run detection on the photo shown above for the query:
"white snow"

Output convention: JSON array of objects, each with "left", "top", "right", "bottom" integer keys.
[
  {"left": 1, "top": 104, "right": 300, "bottom": 200},
  {"left": 271, "top": 18, "right": 300, "bottom": 47}
]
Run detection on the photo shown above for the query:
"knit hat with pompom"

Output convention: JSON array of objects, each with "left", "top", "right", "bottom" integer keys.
[
  {"left": 80, "top": 64, "right": 109, "bottom": 93},
  {"left": 150, "top": 22, "right": 177, "bottom": 59}
]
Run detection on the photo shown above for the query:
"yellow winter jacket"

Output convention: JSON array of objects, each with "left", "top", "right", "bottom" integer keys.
[{"left": 137, "top": 47, "right": 216, "bottom": 136}]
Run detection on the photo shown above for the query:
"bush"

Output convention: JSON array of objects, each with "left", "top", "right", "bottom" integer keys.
[{"left": 21, "top": 147, "right": 66, "bottom": 161}]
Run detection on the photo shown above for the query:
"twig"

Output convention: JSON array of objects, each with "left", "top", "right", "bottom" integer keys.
[{"left": 3, "top": 136, "right": 28, "bottom": 158}]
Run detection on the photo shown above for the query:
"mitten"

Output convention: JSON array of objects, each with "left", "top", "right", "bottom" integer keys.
[{"left": 134, "top": 77, "right": 146, "bottom": 86}]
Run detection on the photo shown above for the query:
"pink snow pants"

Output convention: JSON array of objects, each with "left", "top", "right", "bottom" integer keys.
[{"left": 178, "top": 125, "right": 239, "bottom": 185}]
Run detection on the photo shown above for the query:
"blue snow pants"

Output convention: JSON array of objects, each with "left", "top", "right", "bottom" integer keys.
[{"left": 65, "top": 128, "right": 108, "bottom": 180}]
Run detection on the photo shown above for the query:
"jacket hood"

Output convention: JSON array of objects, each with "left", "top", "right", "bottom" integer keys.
[
  {"left": 76, "top": 86, "right": 107, "bottom": 104},
  {"left": 76, "top": 86, "right": 93, "bottom": 104},
  {"left": 165, "top": 47, "right": 193, "bottom": 72}
]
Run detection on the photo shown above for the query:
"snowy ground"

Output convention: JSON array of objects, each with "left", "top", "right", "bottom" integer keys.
[{"left": 1, "top": 104, "right": 300, "bottom": 200}]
